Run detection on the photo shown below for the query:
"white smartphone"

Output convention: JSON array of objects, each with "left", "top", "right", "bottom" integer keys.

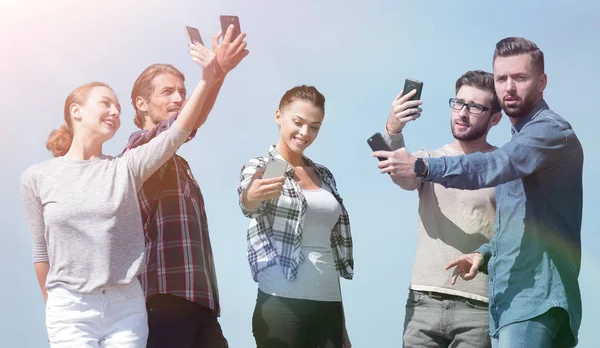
[
  {"left": 262, "top": 158, "right": 288, "bottom": 179},
  {"left": 185, "top": 25, "right": 204, "bottom": 45}
]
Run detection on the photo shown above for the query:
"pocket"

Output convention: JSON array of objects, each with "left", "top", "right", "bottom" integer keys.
[
  {"left": 46, "top": 291, "right": 82, "bottom": 309},
  {"left": 506, "top": 179, "right": 524, "bottom": 198},
  {"left": 122, "top": 283, "right": 145, "bottom": 302},
  {"left": 465, "top": 298, "right": 489, "bottom": 311},
  {"left": 507, "top": 190, "right": 524, "bottom": 198},
  {"left": 405, "top": 291, "right": 427, "bottom": 308}
]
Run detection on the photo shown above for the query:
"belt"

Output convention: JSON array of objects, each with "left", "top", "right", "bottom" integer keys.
[
  {"left": 412, "top": 289, "right": 456, "bottom": 300},
  {"left": 411, "top": 289, "right": 487, "bottom": 305}
]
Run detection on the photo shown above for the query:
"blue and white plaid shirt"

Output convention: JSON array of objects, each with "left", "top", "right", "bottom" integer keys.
[{"left": 237, "top": 146, "right": 354, "bottom": 282}]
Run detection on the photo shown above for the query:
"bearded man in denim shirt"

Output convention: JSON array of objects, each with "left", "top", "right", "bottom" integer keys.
[{"left": 374, "top": 37, "right": 583, "bottom": 347}]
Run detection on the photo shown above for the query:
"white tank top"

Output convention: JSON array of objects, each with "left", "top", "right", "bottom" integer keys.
[{"left": 258, "top": 183, "right": 342, "bottom": 302}]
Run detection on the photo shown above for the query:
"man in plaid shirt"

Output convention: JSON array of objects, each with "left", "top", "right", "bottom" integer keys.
[{"left": 124, "top": 27, "right": 248, "bottom": 347}]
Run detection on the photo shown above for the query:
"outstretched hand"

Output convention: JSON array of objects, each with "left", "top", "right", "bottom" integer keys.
[
  {"left": 372, "top": 148, "right": 418, "bottom": 179},
  {"left": 242, "top": 167, "right": 285, "bottom": 210},
  {"left": 188, "top": 43, "right": 218, "bottom": 84},
  {"left": 212, "top": 24, "right": 249, "bottom": 76}
]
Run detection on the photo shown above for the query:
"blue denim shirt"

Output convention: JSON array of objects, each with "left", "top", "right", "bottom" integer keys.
[{"left": 425, "top": 99, "right": 583, "bottom": 343}]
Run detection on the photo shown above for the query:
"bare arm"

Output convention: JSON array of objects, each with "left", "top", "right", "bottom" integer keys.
[
  {"left": 173, "top": 42, "right": 221, "bottom": 131},
  {"left": 192, "top": 77, "right": 225, "bottom": 130},
  {"left": 192, "top": 26, "right": 249, "bottom": 130},
  {"left": 34, "top": 262, "right": 50, "bottom": 302},
  {"left": 125, "top": 44, "right": 218, "bottom": 186}
]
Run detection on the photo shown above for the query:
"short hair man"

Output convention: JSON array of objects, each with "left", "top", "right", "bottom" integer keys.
[
  {"left": 382, "top": 70, "right": 501, "bottom": 347},
  {"left": 124, "top": 27, "right": 249, "bottom": 347},
  {"left": 376, "top": 37, "right": 583, "bottom": 347}
]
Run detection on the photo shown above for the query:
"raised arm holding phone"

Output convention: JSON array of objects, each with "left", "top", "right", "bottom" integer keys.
[
  {"left": 373, "top": 71, "right": 501, "bottom": 348},
  {"left": 123, "top": 20, "right": 248, "bottom": 348}
]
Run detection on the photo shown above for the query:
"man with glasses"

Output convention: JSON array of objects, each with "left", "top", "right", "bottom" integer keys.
[
  {"left": 376, "top": 37, "right": 583, "bottom": 347},
  {"left": 378, "top": 70, "right": 502, "bottom": 347}
]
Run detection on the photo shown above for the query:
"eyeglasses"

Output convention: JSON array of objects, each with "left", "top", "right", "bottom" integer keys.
[{"left": 449, "top": 98, "right": 493, "bottom": 115}]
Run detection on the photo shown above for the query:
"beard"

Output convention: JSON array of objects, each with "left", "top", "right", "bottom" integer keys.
[
  {"left": 500, "top": 91, "right": 539, "bottom": 119},
  {"left": 146, "top": 104, "right": 174, "bottom": 126},
  {"left": 451, "top": 117, "right": 490, "bottom": 142}
]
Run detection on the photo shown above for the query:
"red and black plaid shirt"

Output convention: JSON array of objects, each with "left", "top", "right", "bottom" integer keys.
[{"left": 124, "top": 114, "right": 220, "bottom": 315}]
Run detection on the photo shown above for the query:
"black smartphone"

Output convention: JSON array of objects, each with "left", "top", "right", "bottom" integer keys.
[
  {"left": 185, "top": 25, "right": 204, "bottom": 46},
  {"left": 367, "top": 132, "right": 392, "bottom": 161},
  {"left": 220, "top": 15, "right": 241, "bottom": 42},
  {"left": 403, "top": 78, "right": 423, "bottom": 101}
]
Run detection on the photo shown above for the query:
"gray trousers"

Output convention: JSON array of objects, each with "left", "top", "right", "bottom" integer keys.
[{"left": 403, "top": 290, "right": 491, "bottom": 348}]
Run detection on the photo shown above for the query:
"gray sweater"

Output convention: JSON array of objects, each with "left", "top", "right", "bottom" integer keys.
[
  {"left": 20, "top": 123, "right": 191, "bottom": 293},
  {"left": 384, "top": 131, "right": 496, "bottom": 302}
]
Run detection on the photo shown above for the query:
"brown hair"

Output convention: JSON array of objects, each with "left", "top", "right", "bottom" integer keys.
[
  {"left": 130, "top": 64, "right": 185, "bottom": 129},
  {"left": 493, "top": 37, "right": 544, "bottom": 74},
  {"left": 46, "top": 82, "right": 112, "bottom": 157},
  {"left": 278, "top": 85, "right": 326, "bottom": 114},
  {"left": 455, "top": 70, "right": 501, "bottom": 112}
]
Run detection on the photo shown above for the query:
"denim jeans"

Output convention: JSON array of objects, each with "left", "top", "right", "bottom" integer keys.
[
  {"left": 45, "top": 281, "right": 148, "bottom": 348},
  {"left": 403, "top": 290, "right": 491, "bottom": 348},
  {"left": 491, "top": 307, "right": 573, "bottom": 348}
]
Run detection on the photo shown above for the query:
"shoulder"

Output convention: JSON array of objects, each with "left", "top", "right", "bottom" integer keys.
[
  {"left": 125, "top": 129, "right": 149, "bottom": 149},
  {"left": 128, "top": 130, "right": 147, "bottom": 142},
  {"left": 240, "top": 155, "right": 269, "bottom": 174},
  {"left": 532, "top": 107, "right": 573, "bottom": 131},
  {"left": 21, "top": 158, "right": 57, "bottom": 189},
  {"left": 243, "top": 155, "right": 269, "bottom": 167},
  {"left": 524, "top": 109, "right": 576, "bottom": 143}
]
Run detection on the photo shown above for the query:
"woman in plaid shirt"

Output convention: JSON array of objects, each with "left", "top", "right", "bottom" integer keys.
[{"left": 238, "top": 85, "right": 354, "bottom": 348}]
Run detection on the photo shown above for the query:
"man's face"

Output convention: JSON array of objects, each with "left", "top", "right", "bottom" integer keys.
[
  {"left": 451, "top": 85, "right": 498, "bottom": 142},
  {"left": 493, "top": 54, "right": 546, "bottom": 119},
  {"left": 146, "top": 73, "right": 186, "bottom": 126}
]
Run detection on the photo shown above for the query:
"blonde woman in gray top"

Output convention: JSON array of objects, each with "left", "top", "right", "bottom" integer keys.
[
  {"left": 375, "top": 70, "right": 502, "bottom": 348},
  {"left": 20, "top": 42, "right": 218, "bottom": 347}
]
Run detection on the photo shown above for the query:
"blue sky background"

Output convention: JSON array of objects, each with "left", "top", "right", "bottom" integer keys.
[{"left": 1, "top": 0, "right": 598, "bottom": 346}]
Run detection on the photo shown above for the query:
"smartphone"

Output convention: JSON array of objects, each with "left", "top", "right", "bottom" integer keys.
[
  {"left": 220, "top": 15, "right": 241, "bottom": 42},
  {"left": 403, "top": 78, "right": 423, "bottom": 101},
  {"left": 185, "top": 25, "right": 204, "bottom": 45},
  {"left": 367, "top": 132, "right": 392, "bottom": 161},
  {"left": 262, "top": 158, "right": 288, "bottom": 179}
]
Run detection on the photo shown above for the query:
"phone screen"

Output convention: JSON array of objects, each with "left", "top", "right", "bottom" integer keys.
[{"left": 185, "top": 26, "right": 204, "bottom": 45}]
